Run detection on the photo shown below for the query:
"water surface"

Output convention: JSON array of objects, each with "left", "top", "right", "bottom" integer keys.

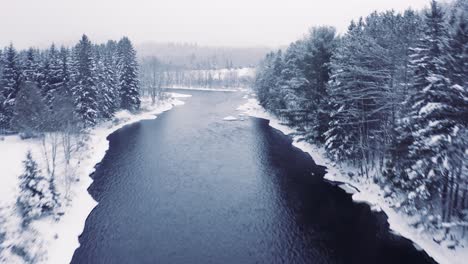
[{"left": 72, "top": 90, "right": 436, "bottom": 264}]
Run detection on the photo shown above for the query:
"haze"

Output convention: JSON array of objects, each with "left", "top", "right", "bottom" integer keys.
[{"left": 1, "top": 0, "right": 431, "bottom": 49}]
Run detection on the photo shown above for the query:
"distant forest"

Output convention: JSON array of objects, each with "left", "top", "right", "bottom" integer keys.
[
  {"left": 137, "top": 43, "right": 263, "bottom": 91},
  {"left": 136, "top": 42, "right": 272, "bottom": 69}
]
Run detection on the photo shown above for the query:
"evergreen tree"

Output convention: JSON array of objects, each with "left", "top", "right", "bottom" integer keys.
[
  {"left": 280, "top": 41, "right": 309, "bottom": 127},
  {"left": 45, "top": 44, "right": 65, "bottom": 109},
  {"left": 71, "top": 35, "right": 99, "bottom": 127},
  {"left": 117, "top": 37, "right": 140, "bottom": 111},
  {"left": 325, "top": 20, "right": 391, "bottom": 173},
  {"left": 20, "top": 48, "right": 39, "bottom": 83},
  {"left": 0, "top": 44, "right": 21, "bottom": 130},
  {"left": 17, "top": 151, "right": 56, "bottom": 224},
  {"left": 10, "top": 82, "right": 49, "bottom": 135},
  {"left": 400, "top": 1, "right": 466, "bottom": 219},
  {"left": 95, "top": 44, "right": 118, "bottom": 119},
  {"left": 104, "top": 40, "right": 120, "bottom": 111},
  {"left": 0, "top": 44, "right": 20, "bottom": 129},
  {"left": 58, "top": 46, "right": 71, "bottom": 97},
  {"left": 298, "top": 27, "right": 336, "bottom": 143},
  {"left": 447, "top": 0, "right": 468, "bottom": 109}
]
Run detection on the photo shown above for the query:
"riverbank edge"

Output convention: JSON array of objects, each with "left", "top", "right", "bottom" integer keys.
[
  {"left": 165, "top": 86, "right": 248, "bottom": 92},
  {"left": 237, "top": 96, "right": 467, "bottom": 264},
  {"left": 46, "top": 95, "right": 189, "bottom": 264},
  {"left": 0, "top": 94, "right": 189, "bottom": 264}
]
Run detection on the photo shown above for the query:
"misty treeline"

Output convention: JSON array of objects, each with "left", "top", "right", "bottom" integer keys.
[
  {"left": 254, "top": 0, "right": 468, "bottom": 239},
  {"left": 0, "top": 34, "right": 141, "bottom": 135},
  {"left": 138, "top": 43, "right": 264, "bottom": 92},
  {"left": 138, "top": 43, "right": 260, "bottom": 92},
  {"left": 137, "top": 42, "right": 269, "bottom": 69},
  {"left": 139, "top": 56, "right": 253, "bottom": 95},
  {"left": 0, "top": 35, "right": 141, "bottom": 223}
]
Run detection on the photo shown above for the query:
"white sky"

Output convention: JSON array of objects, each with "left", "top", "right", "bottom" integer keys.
[{"left": 0, "top": 0, "right": 432, "bottom": 49}]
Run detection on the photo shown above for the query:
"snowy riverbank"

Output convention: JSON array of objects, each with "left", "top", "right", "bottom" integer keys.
[
  {"left": 165, "top": 86, "right": 246, "bottom": 92},
  {"left": 0, "top": 93, "right": 190, "bottom": 264},
  {"left": 238, "top": 95, "right": 468, "bottom": 264}
]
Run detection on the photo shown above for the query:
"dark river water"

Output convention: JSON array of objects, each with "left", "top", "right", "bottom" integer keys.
[{"left": 71, "top": 90, "right": 436, "bottom": 264}]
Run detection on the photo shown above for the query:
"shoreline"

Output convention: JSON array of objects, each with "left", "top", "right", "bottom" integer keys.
[
  {"left": 237, "top": 96, "right": 467, "bottom": 264},
  {"left": 0, "top": 94, "right": 190, "bottom": 264},
  {"left": 164, "top": 86, "right": 247, "bottom": 92},
  {"left": 44, "top": 94, "right": 189, "bottom": 264}
]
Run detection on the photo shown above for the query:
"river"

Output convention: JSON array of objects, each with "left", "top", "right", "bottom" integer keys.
[{"left": 71, "top": 90, "right": 436, "bottom": 264}]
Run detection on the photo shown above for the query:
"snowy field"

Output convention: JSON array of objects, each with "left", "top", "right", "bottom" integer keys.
[
  {"left": 0, "top": 93, "right": 189, "bottom": 263},
  {"left": 164, "top": 86, "right": 248, "bottom": 92},
  {"left": 177, "top": 67, "right": 255, "bottom": 79},
  {"left": 237, "top": 94, "right": 468, "bottom": 264}
]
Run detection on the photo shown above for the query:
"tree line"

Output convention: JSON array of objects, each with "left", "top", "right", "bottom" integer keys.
[
  {"left": 0, "top": 34, "right": 141, "bottom": 135},
  {"left": 0, "top": 35, "right": 141, "bottom": 226},
  {"left": 254, "top": 0, "right": 468, "bottom": 238},
  {"left": 139, "top": 56, "right": 253, "bottom": 100}
]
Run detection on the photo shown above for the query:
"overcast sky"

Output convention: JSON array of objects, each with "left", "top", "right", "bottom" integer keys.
[{"left": 1, "top": 0, "right": 432, "bottom": 49}]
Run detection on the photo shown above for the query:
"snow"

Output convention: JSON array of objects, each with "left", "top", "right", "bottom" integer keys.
[
  {"left": 165, "top": 86, "right": 245, "bottom": 92},
  {"left": 166, "top": 92, "right": 192, "bottom": 98},
  {"left": 0, "top": 93, "right": 189, "bottom": 264},
  {"left": 175, "top": 67, "right": 255, "bottom": 79},
  {"left": 238, "top": 94, "right": 468, "bottom": 264},
  {"left": 223, "top": 116, "right": 238, "bottom": 121},
  {"left": 419, "top": 102, "right": 444, "bottom": 116},
  {"left": 338, "top": 183, "right": 358, "bottom": 195}
]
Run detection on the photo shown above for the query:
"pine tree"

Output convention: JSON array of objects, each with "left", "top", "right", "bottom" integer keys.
[
  {"left": 10, "top": 82, "right": 49, "bottom": 135},
  {"left": 401, "top": 1, "right": 466, "bottom": 219},
  {"left": 94, "top": 44, "right": 118, "bottom": 119},
  {"left": 20, "top": 48, "right": 39, "bottom": 83},
  {"left": 17, "top": 151, "right": 56, "bottom": 224},
  {"left": 71, "top": 35, "right": 99, "bottom": 127},
  {"left": 45, "top": 44, "right": 65, "bottom": 109},
  {"left": 0, "top": 44, "right": 21, "bottom": 131},
  {"left": 58, "top": 46, "right": 71, "bottom": 97},
  {"left": 325, "top": 20, "right": 391, "bottom": 174},
  {"left": 117, "top": 37, "right": 140, "bottom": 111},
  {"left": 254, "top": 52, "right": 277, "bottom": 108},
  {"left": 104, "top": 41, "right": 120, "bottom": 112},
  {"left": 277, "top": 41, "right": 314, "bottom": 134},
  {"left": 447, "top": 0, "right": 468, "bottom": 107},
  {"left": 299, "top": 26, "right": 336, "bottom": 143}
]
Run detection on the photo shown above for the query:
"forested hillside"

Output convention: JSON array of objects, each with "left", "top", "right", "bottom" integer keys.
[{"left": 254, "top": 0, "right": 468, "bottom": 243}]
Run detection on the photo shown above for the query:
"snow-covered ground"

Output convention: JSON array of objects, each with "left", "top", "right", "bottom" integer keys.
[
  {"left": 0, "top": 93, "right": 189, "bottom": 264},
  {"left": 175, "top": 67, "right": 255, "bottom": 79},
  {"left": 237, "top": 94, "right": 468, "bottom": 264},
  {"left": 165, "top": 86, "right": 246, "bottom": 92},
  {"left": 223, "top": 116, "right": 238, "bottom": 121}
]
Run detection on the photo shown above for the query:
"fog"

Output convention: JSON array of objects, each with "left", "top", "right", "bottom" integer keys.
[{"left": 1, "top": 0, "right": 431, "bottom": 48}]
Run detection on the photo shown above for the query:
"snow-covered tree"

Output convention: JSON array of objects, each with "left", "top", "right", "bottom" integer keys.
[
  {"left": 71, "top": 35, "right": 99, "bottom": 127},
  {"left": 44, "top": 44, "right": 65, "bottom": 109},
  {"left": 17, "top": 151, "right": 57, "bottom": 225},
  {"left": 58, "top": 46, "right": 71, "bottom": 97},
  {"left": 94, "top": 44, "right": 119, "bottom": 119},
  {"left": 399, "top": 1, "right": 467, "bottom": 221},
  {"left": 0, "top": 44, "right": 21, "bottom": 131},
  {"left": 10, "top": 82, "right": 49, "bottom": 135},
  {"left": 117, "top": 37, "right": 140, "bottom": 111},
  {"left": 19, "top": 48, "right": 39, "bottom": 83},
  {"left": 325, "top": 19, "right": 391, "bottom": 175},
  {"left": 297, "top": 26, "right": 336, "bottom": 143}
]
